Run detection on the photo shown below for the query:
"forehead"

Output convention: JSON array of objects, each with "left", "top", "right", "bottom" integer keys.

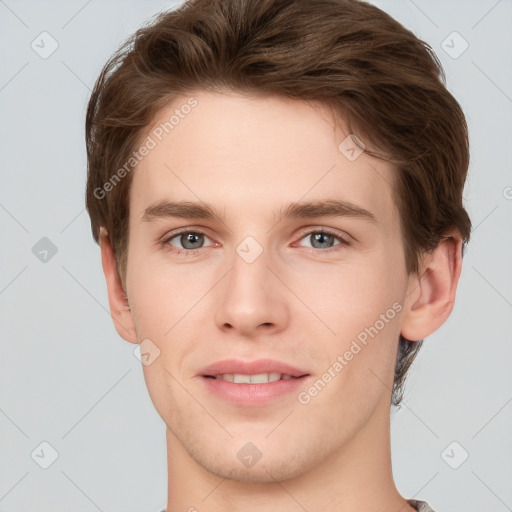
[{"left": 130, "top": 90, "right": 397, "bottom": 228}]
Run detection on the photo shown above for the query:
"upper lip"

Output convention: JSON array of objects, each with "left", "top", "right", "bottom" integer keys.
[{"left": 199, "top": 358, "right": 309, "bottom": 378}]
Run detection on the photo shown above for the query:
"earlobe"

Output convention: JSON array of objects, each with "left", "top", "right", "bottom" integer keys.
[
  {"left": 400, "top": 234, "right": 463, "bottom": 342},
  {"left": 99, "top": 227, "right": 138, "bottom": 344}
]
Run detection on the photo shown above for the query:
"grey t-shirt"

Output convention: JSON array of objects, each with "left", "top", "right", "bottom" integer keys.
[
  {"left": 159, "top": 500, "right": 435, "bottom": 511},
  {"left": 409, "top": 499, "right": 436, "bottom": 511}
]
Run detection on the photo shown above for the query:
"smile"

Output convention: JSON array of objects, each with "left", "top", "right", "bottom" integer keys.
[{"left": 205, "top": 373, "right": 297, "bottom": 383}]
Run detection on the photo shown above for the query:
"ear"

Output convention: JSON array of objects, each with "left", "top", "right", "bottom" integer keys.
[
  {"left": 99, "top": 227, "right": 138, "bottom": 344},
  {"left": 400, "top": 233, "right": 464, "bottom": 341}
]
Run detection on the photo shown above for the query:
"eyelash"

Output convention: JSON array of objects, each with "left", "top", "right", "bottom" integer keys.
[{"left": 160, "top": 228, "right": 350, "bottom": 256}]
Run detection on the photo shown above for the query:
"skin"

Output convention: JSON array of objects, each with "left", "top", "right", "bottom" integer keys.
[{"left": 99, "top": 90, "right": 463, "bottom": 512}]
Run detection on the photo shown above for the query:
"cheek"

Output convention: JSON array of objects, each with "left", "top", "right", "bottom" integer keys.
[
  {"left": 296, "top": 250, "right": 406, "bottom": 397},
  {"left": 297, "top": 253, "right": 404, "bottom": 339},
  {"left": 127, "top": 260, "right": 210, "bottom": 390},
  {"left": 126, "top": 253, "right": 200, "bottom": 337}
]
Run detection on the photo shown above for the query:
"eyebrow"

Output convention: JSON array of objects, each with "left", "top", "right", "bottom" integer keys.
[{"left": 141, "top": 199, "right": 377, "bottom": 224}]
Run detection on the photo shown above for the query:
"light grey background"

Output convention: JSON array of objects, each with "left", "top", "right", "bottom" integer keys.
[{"left": 1, "top": 0, "right": 511, "bottom": 511}]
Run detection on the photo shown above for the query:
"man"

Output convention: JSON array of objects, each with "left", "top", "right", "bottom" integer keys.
[{"left": 85, "top": 1, "right": 471, "bottom": 510}]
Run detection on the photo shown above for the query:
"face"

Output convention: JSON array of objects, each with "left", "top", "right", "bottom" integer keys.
[{"left": 123, "top": 90, "right": 413, "bottom": 482}]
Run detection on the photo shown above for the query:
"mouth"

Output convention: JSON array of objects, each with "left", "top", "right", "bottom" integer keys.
[
  {"left": 198, "top": 359, "right": 311, "bottom": 406},
  {"left": 203, "top": 373, "right": 306, "bottom": 383}
]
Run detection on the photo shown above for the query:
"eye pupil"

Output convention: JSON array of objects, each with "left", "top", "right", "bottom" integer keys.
[
  {"left": 311, "top": 232, "right": 334, "bottom": 249},
  {"left": 182, "top": 232, "right": 203, "bottom": 249}
]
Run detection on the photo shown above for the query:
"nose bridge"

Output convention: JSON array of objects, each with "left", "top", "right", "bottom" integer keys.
[{"left": 229, "top": 234, "right": 274, "bottom": 303}]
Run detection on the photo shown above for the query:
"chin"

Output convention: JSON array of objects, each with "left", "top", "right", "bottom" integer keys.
[
  {"left": 181, "top": 432, "right": 321, "bottom": 484},
  {"left": 200, "top": 453, "right": 311, "bottom": 483}
]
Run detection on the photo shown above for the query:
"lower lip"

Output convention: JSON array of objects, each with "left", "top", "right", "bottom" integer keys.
[{"left": 200, "top": 376, "right": 309, "bottom": 406}]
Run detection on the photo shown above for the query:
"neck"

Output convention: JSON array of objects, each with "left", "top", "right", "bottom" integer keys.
[{"left": 164, "top": 397, "right": 413, "bottom": 512}]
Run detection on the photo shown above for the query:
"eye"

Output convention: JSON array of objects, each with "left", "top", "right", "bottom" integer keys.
[
  {"left": 295, "top": 229, "right": 350, "bottom": 253},
  {"left": 160, "top": 227, "right": 350, "bottom": 256},
  {"left": 161, "top": 229, "right": 214, "bottom": 255}
]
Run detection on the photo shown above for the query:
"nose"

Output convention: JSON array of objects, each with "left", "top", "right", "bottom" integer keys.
[{"left": 214, "top": 243, "right": 290, "bottom": 338}]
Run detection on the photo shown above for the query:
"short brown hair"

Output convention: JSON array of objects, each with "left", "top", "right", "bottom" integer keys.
[{"left": 85, "top": 0, "right": 471, "bottom": 406}]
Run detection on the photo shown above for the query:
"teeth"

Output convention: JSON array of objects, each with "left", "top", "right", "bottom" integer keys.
[
  {"left": 213, "top": 373, "right": 293, "bottom": 383},
  {"left": 250, "top": 373, "right": 271, "bottom": 384},
  {"left": 268, "top": 372, "right": 282, "bottom": 382},
  {"left": 233, "top": 374, "right": 251, "bottom": 384}
]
